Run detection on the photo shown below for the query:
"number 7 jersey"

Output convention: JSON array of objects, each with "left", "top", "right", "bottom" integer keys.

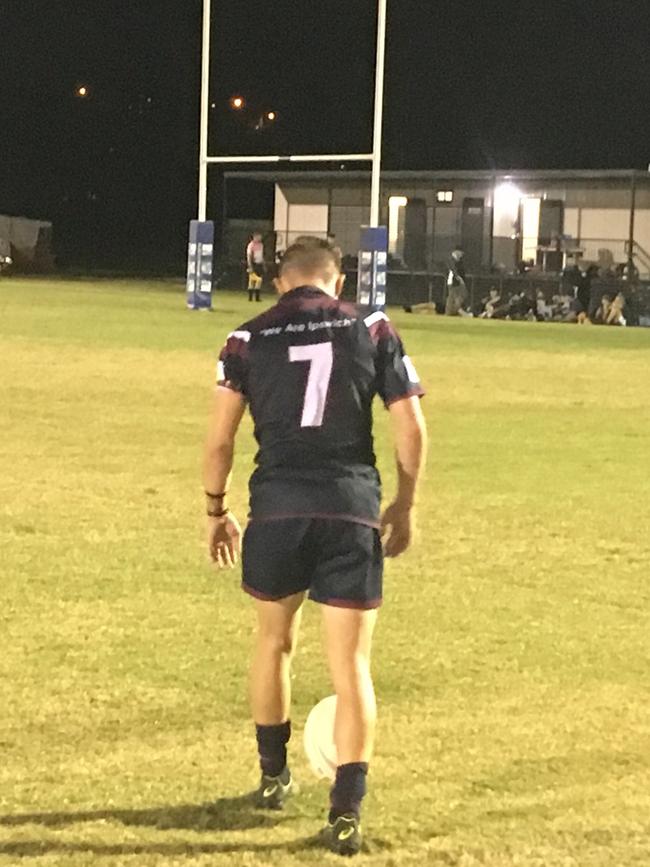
[{"left": 217, "top": 285, "right": 424, "bottom": 527}]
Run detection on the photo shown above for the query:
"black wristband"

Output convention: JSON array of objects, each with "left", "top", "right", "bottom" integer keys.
[
  {"left": 206, "top": 490, "right": 228, "bottom": 500},
  {"left": 207, "top": 507, "right": 230, "bottom": 519}
]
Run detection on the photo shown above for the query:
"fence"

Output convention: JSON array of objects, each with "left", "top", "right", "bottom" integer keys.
[{"left": 339, "top": 268, "right": 650, "bottom": 325}]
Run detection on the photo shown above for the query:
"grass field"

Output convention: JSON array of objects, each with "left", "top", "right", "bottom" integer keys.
[{"left": 1, "top": 278, "right": 650, "bottom": 867}]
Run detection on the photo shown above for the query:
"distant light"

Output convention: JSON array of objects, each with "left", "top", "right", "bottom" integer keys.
[
  {"left": 267, "top": 111, "right": 276, "bottom": 121},
  {"left": 211, "top": 102, "right": 216, "bottom": 109},
  {"left": 495, "top": 181, "right": 522, "bottom": 208},
  {"left": 493, "top": 181, "right": 523, "bottom": 237},
  {"left": 75, "top": 85, "right": 89, "bottom": 98},
  {"left": 230, "top": 96, "right": 245, "bottom": 110}
]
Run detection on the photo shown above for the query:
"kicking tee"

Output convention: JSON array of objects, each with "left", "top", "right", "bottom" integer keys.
[{"left": 217, "top": 286, "right": 424, "bottom": 526}]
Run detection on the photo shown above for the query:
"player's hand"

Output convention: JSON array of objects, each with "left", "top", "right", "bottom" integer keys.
[
  {"left": 380, "top": 501, "right": 414, "bottom": 558},
  {"left": 207, "top": 513, "right": 242, "bottom": 569}
]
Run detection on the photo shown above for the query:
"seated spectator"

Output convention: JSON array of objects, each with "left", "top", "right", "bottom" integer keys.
[
  {"left": 403, "top": 302, "right": 438, "bottom": 315},
  {"left": 507, "top": 291, "right": 536, "bottom": 321},
  {"left": 606, "top": 291, "right": 627, "bottom": 326},
  {"left": 480, "top": 288, "right": 502, "bottom": 319},
  {"left": 593, "top": 294, "right": 612, "bottom": 324},
  {"left": 550, "top": 293, "right": 573, "bottom": 322},
  {"left": 536, "top": 290, "right": 553, "bottom": 321}
]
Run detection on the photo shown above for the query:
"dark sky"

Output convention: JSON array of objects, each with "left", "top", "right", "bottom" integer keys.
[{"left": 2, "top": 0, "right": 649, "bottom": 268}]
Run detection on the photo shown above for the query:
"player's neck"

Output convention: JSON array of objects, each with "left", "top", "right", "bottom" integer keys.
[{"left": 279, "top": 280, "right": 336, "bottom": 298}]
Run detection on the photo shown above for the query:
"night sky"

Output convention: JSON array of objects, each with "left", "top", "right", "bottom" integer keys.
[{"left": 2, "top": 0, "right": 649, "bottom": 269}]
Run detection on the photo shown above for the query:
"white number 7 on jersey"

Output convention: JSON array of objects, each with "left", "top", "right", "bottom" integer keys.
[{"left": 289, "top": 342, "right": 334, "bottom": 428}]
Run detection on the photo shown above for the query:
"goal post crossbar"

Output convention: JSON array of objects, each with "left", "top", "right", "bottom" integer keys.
[
  {"left": 198, "top": 0, "right": 387, "bottom": 225},
  {"left": 205, "top": 153, "right": 373, "bottom": 165}
]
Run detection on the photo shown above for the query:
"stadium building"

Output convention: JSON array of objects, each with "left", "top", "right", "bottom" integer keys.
[{"left": 224, "top": 169, "right": 650, "bottom": 280}]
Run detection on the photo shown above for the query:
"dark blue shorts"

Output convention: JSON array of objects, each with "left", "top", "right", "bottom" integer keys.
[{"left": 242, "top": 518, "right": 383, "bottom": 610}]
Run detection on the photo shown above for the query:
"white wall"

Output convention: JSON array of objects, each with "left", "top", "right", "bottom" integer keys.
[
  {"left": 284, "top": 204, "right": 329, "bottom": 249},
  {"left": 274, "top": 188, "right": 329, "bottom": 251},
  {"left": 557, "top": 207, "right": 650, "bottom": 275},
  {"left": 578, "top": 208, "right": 629, "bottom": 264},
  {"left": 274, "top": 184, "right": 289, "bottom": 249}
]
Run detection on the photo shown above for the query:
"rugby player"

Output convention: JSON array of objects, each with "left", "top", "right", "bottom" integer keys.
[
  {"left": 203, "top": 236, "right": 426, "bottom": 855},
  {"left": 246, "top": 232, "right": 265, "bottom": 302}
]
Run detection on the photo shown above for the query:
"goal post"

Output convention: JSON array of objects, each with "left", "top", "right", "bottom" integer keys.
[{"left": 187, "top": 0, "right": 388, "bottom": 310}]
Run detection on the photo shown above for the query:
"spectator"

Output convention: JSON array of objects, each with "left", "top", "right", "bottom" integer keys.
[
  {"left": 606, "top": 291, "right": 627, "bottom": 326},
  {"left": 567, "top": 264, "right": 599, "bottom": 323},
  {"left": 445, "top": 249, "right": 468, "bottom": 316},
  {"left": 480, "top": 288, "right": 502, "bottom": 319},
  {"left": 506, "top": 290, "right": 536, "bottom": 321},
  {"left": 402, "top": 302, "right": 438, "bottom": 315},
  {"left": 536, "top": 290, "right": 553, "bottom": 322},
  {"left": 593, "top": 293, "right": 612, "bottom": 324},
  {"left": 550, "top": 293, "right": 573, "bottom": 322}
]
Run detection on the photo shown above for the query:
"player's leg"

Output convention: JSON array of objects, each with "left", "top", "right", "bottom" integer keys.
[
  {"left": 323, "top": 605, "right": 377, "bottom": 814},
  {"left": 248, "top": 271, "right": 255, "bottom": 302},
  {"left": 242, "top": 518, "right": 312, "bottom": 808},
  {"left": 249, "top": 592, "right": 304, "bottom": 808},
  {"left": 309, "top": 521, "right": 382, "bottom": 854},
  {"left": 251, "top": 592, "right": 304, "bottom": 726}
]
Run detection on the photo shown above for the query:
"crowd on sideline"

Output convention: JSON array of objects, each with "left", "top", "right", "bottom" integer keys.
[
  {"left": 405, "top": 249, "right": 638, "bottom": 327},
  {"left": 240, "top": 233, "right": 645, "bottom": 327}
]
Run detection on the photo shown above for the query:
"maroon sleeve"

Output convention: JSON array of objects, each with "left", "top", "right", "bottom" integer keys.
[
  {"left": 216, "top": 330, "right": 251, "bottom": 397},
  {"left": 365, "top": 312, "right": 424, "bottom": 407}
]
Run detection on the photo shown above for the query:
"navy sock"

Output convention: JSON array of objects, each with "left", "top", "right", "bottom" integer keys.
[
  {"left": 329, "top": 762, "right": 369, "bottom": 822},
  {"left": 255, "top": 721, "right": 291, "bottom": 778}
]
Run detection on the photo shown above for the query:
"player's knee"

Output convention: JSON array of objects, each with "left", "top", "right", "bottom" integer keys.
[{"left": 258, "top": 628, "right": 296, "bottom": 658}]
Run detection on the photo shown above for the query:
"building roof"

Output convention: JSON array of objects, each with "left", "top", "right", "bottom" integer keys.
[{"left": 224, "top": 168, "right": 648, "bottom": 183}]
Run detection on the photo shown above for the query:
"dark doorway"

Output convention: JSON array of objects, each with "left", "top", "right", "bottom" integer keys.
[
  {"left": 538, "top": 199, "right": 564, "bottom": 271},
  {"left": 461, "top": 198, "right": 485, "bottom": 271},
  {"left": 403, "top": 198, "right": 427, "bottom": 271}
]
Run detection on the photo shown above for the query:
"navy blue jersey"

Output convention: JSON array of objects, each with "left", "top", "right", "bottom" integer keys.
[{"left": 217, "top": 286, "right": 423, "bottom": 525}]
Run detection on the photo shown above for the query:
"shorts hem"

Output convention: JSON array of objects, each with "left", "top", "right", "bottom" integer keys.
[
  {"left": 311, "top": 596, "right": 383, "bottom": 611},
  {"left": 242, "top": 582, "right": 306, "bottom": 602}
]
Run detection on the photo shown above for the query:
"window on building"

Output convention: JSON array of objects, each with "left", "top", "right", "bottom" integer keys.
[{"left": 437, "top": 190, "right": 454, "bottom": 203}]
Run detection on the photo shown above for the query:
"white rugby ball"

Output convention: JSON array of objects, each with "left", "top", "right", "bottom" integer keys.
[{"left": 303, "top": 695, "right": 338, "bottom": 781}]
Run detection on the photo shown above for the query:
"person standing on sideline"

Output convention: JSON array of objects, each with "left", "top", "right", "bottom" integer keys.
[
  {"left": 203, "top": 236, "right": 427, "bottom": 856},
  {"left": 445, "top": 248, "right": 468, "bottom": 315},
  {"left": 246, "top": 232, "right": 265, "bottom": 302}
]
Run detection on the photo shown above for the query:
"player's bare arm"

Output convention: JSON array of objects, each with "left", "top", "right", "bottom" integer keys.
[
  {"left": 381, "top": 395, "right": 427, "bottom": 558},
  {"left": 203, "top": 386, "right": 246, "bottom": 569}
]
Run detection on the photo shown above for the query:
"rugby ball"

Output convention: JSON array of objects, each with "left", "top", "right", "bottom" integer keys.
[{"left": 303, "top": 695, "right": 338, "bottom": 781}]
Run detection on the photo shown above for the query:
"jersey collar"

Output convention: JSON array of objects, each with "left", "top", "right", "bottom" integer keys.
[{"left": 279, "top": 285, "right": 330, "bottom": 303}]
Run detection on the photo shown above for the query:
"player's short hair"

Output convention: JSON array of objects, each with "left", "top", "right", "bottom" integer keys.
[{"left": 279, "top": 236, "right": 342, "bottom": 281}]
